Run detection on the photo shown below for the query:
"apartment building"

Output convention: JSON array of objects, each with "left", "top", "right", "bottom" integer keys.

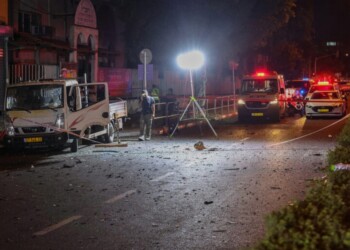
[{"left": 6, "top": 0, "right": 125, "bottom": 84}]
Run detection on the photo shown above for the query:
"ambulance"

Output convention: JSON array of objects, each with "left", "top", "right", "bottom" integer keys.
[{"left": 237, "top": 71, "right": 286, "bottom": 122}]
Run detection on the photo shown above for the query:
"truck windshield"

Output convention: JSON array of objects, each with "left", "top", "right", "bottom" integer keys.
[
  {"left": 6, "top": 85, "right": 64, "bottom": 111},
  {"left": 241, "top": 79, "right": 278, "bottom": 94}
]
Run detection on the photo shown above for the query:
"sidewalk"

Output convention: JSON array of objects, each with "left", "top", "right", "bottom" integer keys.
[{"left": 119, "top": 111, "right": 237, "bottom": 140}]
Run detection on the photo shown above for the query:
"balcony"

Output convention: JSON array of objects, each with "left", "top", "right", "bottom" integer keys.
[{"left": 31, "top": 25, "right": 55, "bottom": 36}]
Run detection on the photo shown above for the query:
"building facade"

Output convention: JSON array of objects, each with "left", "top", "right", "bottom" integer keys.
[
  {"left": 7, "top": 0, "right": 125, "bottom": 84},
  {"left": 0, "top": 0, "right": 12, "bottom": 111}
]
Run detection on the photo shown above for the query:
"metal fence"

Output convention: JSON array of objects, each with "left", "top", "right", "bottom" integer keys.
[
  {"left": 154, "top": 95, "right": 237, "bottom": 126},
  {"left": 9, "top": 64, "right": 59, "bottom": 84}
]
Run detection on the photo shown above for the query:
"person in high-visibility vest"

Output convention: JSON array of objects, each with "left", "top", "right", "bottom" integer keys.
[{"left": 150, "top": 84, "right": 160, "bottom": 103}]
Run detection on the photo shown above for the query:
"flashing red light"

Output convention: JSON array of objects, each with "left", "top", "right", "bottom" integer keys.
[{"left": 256, "top": 72, "right": 266, "bottom": 77}]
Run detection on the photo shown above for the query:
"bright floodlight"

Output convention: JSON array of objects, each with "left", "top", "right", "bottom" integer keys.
[{"left": 176, "top": 50, "right": 205, "bottom": 70}]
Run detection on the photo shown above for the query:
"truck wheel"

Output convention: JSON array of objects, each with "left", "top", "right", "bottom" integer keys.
[
  {"left": 104, "top": 122, "right": 115, "bottom": 143},
  {"left": 238, "top": 114, "right": 246, "bottom": 123},
  {"left": 71, "top": 138, "right": 79, "bottom": 152}
]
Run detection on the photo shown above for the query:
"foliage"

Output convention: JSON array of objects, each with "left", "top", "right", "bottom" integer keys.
[
  {"left": 266, "top": 0, "right": 314, "bottom": 78},
  {"left": 328, "top": 119, "right": 350, "bottom": 165},
  {"left": 253, "top": 171, "right": 350, "bottom": 250},
  {"left": 253, "top": 118, "right": 350, "bottom": 250},
  {"left": 337, "top": 120, "right": 350, "bottom": 147},
  {"left": 328, "top": 146, "right": 350, "bottom": 165}
]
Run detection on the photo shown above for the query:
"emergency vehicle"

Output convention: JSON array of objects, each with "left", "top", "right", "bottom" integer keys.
[
  {"left": 285, "top": 78, "right": 313, "bottom": 99},
  {"left": 305, "top": 90, "right": 346, "bottom": 119},
  {"left": 3, "top": 79, "right": 127, "bottom": 152},
  {"left": 237, "top": 71, "right": 286, "bottom": 122},
  {"left": 305, "top": 81, "right": 339, "bottom": 100}
]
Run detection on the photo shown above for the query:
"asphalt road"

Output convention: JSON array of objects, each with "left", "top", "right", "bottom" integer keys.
[{"left": 0, "top": 114, "right": 349, "bottom": 250}]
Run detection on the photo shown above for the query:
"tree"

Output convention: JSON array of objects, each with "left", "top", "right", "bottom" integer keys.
[
  {"left": 265, "top": 0, "right": 315, "bottom": 78},
  {"left": 117, "top": 0, "right": 298, "bottom": 75}
]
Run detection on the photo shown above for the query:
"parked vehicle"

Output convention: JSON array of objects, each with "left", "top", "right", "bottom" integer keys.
[
  {"left": 305, "top": 90, "right": 346, "bottom": 119},
  {"left": 338, "top": 79, "right": 350, "bottom": 94},
  {"left": 286, "top": 98, "right": 304, "bottom": 117},
  {"left": 305, "top": 81, "right": 338, "bottom": 100},
  {"left": 285, "top": 78, "right": 312, "bottom": 117},
  {"left": 237, "top": 71, "right": 286, "bottom": 122},
  {"left": 3, "top": 79, "right": 127, "bottom": 152},
  {"left": 285, "top": 78, "right": 313, "bottom": 99}
]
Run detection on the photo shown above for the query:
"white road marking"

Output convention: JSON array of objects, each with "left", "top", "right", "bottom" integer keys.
[
  {"left": 104, "top": 189, "right": 136, "bottom": 204},
  {"left": 267, "top": 113, "right": 350, "bottom": 147},
  {"left": 33, "top": 215, "right": 82, "bottom": 236},
  {"left": 150, "top": 172, "right": 175, "bottom": 182}
]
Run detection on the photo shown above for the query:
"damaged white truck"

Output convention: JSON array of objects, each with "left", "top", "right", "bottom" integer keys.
[{"left": 3, "top": 79, "right": 127, "bottom": 152}]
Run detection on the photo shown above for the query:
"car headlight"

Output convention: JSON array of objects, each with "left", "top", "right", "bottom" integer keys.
[
  {"left": 4, "top": 114, "right": 14, "bottom": 136},
  {"left": 238, "top": 99, "right": 245, "bottom": 105},
  {"left": 55, "top": 113, "right": 65, "bottom": 129},
  {"left": 5, "top": 125, "right": 15, "bottom": 136},
  {"left": 269, "top": 98, "right": 278, "bottom": 105}
]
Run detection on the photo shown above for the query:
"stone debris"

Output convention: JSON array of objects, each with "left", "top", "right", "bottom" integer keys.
[{"left": 194, "top": 141, "right": 206, "bottom": 150}]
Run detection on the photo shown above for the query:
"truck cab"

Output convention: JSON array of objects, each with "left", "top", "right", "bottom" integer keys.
[
  {"left": 237, "top": 71, "right": 286, "bottom": 122},
  {"left": 3, "top": 79, "right": 127, "bottom": 152}
]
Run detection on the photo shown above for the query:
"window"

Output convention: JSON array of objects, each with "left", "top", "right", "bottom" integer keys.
[
  {"left": 18, "top": 12, "right": 41, "bottom": 33},
  {"left": 241, "top": 79, "right": 278, "bottom": 94},
  {"left": 67, "top": 84, "right": 106, "bottom": 112},
  {"left": 6, "top": 85, "right": 63, "bottom": 110}
]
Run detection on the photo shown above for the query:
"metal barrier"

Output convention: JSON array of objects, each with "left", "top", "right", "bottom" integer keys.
[{"left": 153, "top": 95, "right": 237, "bottom": 125}]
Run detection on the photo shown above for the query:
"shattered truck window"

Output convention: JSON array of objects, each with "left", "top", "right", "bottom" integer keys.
[{"left": 6, "top": 85, "right": 64, "bottom": 111}]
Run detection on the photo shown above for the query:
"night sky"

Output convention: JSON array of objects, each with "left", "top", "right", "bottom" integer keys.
[{"left": 116, "top": 0, "right": 350, "bottom": 77}]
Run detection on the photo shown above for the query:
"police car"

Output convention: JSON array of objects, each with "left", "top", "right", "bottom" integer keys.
[
  {"left": 305, "top": 81, "right": 338, "bottom": 100},
  {"left": 305, "top": 90, "right": 346, "bottom": 119}
]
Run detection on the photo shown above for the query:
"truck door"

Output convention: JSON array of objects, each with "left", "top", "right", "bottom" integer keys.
[{"left": 67, "top": 83, "right": 109, "bottom": 134}]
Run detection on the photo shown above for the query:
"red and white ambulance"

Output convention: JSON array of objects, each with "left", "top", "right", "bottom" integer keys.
[{"left": 237, "top": 71, "right": 286, "bottom": 122}]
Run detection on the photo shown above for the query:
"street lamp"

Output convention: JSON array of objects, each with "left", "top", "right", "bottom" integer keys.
[{"left": 170, "top": 50, "right": 217, "bottom": 137}]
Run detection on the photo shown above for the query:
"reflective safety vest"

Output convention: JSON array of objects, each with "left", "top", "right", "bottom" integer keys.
[{"left": 151, "top": 88, "right": 160, "bottom": 102}]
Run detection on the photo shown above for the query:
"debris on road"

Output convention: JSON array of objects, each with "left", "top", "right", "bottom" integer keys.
[
  {"left": 330, "top": 163, "right": 350, "bottom": 171},
  {"left": 208, "top": 148, "right": 219, "bottom": 151},
  {"left": 194, "top": 141, "right": 206, "bottom": 150},
  {"left": 62, "top": 163, "right": 75, "bottom": 168},
  {"left": 204, "top": 201, "right": 213, "bottom": 205}
]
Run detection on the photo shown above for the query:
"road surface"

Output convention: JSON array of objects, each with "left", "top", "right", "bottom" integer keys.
[{"left": 0, "top": 114, "right": 348, "bottom": 249}]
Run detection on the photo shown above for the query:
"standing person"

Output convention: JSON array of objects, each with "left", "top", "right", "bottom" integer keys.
[{"left": 139, "top": 90, "right": 155, "bottom": 141}]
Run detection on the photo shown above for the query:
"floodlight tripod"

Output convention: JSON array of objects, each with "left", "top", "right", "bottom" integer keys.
[{"left": 170, "top": 69, "right": 218, "bottom": 138}]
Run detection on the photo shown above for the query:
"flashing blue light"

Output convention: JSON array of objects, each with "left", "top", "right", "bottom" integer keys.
[
  {"left": 300, "top": 89, "right": 305, "bottom": 94},
  {"left": 302, "top": 78, "right": 309, "bottom": 81}
]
